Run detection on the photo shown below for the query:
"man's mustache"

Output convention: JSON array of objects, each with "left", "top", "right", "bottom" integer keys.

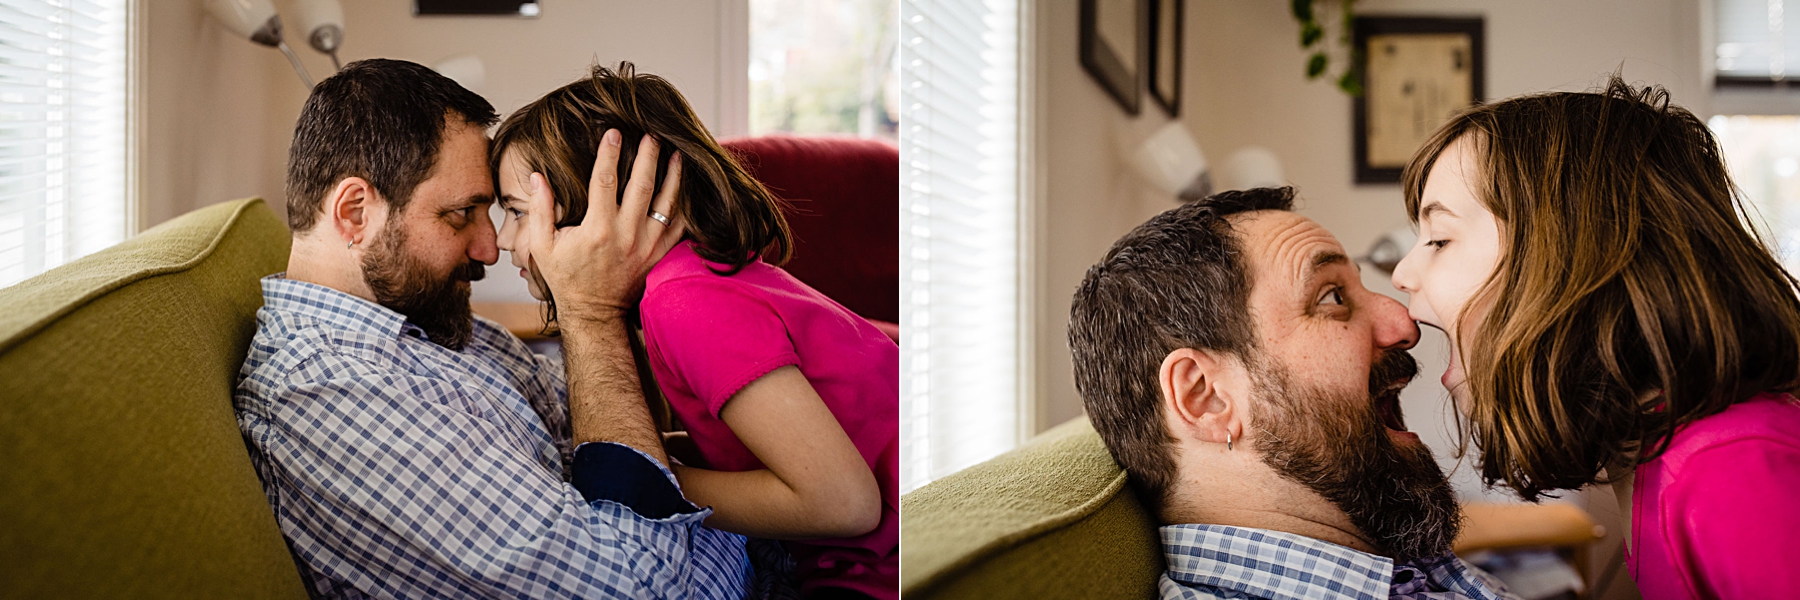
[
  {"left": 1368, "top": 348, "right": 1420, "bottom": 395},
  {"left": 455, "top": 260, "right": 486, "bottom": 282}
]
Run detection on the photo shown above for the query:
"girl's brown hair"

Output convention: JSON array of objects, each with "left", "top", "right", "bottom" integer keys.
[
  {"left": 1404, "top": 76, "right": 1800, "bottom": 501},
  {"left": 491, "top": 62, "right": 792, "bottom": 278}
]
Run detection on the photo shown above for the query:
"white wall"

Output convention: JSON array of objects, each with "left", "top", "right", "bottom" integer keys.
[
  {"left": 1029, "top": 0, "right": 1183, "bottom": 434},
  {"left": 143, "top": 0, "right": 747, "bottom": 302},
  {"left": 141, "top": 0, "right": 294, "bottom": 229}
]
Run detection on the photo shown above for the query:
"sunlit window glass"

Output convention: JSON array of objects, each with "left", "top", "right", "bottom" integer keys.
[
  {"left": 0, "top": 0, "right": 129, "bottom": 288},
  {"left": 749, "top": 0, "right": 897, "bottom": 140}
]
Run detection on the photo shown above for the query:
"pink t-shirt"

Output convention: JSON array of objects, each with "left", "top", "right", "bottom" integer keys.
[
  {"left": 640, "top": 240, "right": 899, "bottom": 599},
  {"left": 1629, "top": 392, "right": 1800, "bottom": 599}
]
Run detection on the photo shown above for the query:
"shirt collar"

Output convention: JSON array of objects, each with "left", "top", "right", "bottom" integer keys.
[
  {"left": 260, "top": 274, "right": 416, "bottom": 340},
  {"left": 1161, "top": 524, "right": 1391, "bottom": 600}
]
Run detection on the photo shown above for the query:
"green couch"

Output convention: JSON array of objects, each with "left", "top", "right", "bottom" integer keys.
[
  {"left": 0, "top": 198, "right": 308, "bottom": 599},
  {"left": 900, "top": 416, "right": 1163, "bottom": 599}
]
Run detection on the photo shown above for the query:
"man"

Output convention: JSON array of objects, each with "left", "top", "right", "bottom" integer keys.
[
  {"left": 233, "top": 59, "right": 749, "bottom": 598},
  {"left": 1068, "top": 187, "right": 1516, "bottom": 600}
]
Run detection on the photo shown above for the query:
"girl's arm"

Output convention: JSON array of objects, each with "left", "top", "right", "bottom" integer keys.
[{"left": 672, "top": 365, "right": 881, "bottom": 540}]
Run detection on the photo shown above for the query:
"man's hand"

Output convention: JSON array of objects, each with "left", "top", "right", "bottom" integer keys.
[
  {"left": 523, "top": 129, "right": 686, "bottom": 462},
  {"left": 523, "top": 129, "right": 686, "bottom": 324}
]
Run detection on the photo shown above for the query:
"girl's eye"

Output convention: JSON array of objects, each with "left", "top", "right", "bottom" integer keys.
[
  {"left": 1319, "top": 288, "right": 1345, "bottom": 306},
  {"left": 1426, "top": 239, "right": 1450, "bottom": 250},
  {"left": 506, "top": 207, "right": 524, "bottom": 219}
]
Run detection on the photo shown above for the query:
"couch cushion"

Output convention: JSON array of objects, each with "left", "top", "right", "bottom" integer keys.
[
  {"left": 900, "top": 417, "right": 1162, "bottom": 599},
  {"left": 0, "top": 198, "right": 308, "bottom": 598}
]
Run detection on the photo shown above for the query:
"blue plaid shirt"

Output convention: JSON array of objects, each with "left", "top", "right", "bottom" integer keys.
[
  {"left": 233, "top": 275, "right": 750, "bottom": 599},
  {"left": 1160, "top": 524, "right": 1518, "bottom": 600}
]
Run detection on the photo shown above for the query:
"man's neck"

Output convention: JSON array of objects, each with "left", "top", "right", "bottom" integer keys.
[
  {"left": 1164, "top": 445, "right": 1383, "bottom": 556},
  {"left": 286, "top": 236, "right": 377, "bottom": 302}
]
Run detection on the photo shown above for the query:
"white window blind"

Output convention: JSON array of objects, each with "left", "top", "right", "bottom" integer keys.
[
  {"left": 1717, "top": 0, "right": 1800, "bottom": 80},
  {"left": 899, "top": 0, "right": 1022, "bottom": 493},
  {"left": 0, "top": 0, "right": 129, "bottom": 288}
]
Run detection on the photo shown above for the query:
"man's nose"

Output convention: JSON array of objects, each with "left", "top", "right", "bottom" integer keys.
[
  {"left": 1371, "top": 293, "right": 1420, "bottom": 350},
  {"left": 470, "top": 210, "right": 500, "bottom": 265}
]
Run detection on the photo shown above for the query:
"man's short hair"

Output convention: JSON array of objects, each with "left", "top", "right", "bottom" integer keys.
[
  {"left": 285, "top": 58, "right": 500, "bottom": 232},
  {"left": 1067, "top": 186, "right": 1296, "bottom": 515}
]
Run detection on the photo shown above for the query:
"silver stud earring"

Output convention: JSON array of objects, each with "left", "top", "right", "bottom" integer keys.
[
  {"left": 347, "top": 241, "right": 353, "bottom": 248},
  {"left": 1226, "top": 432, "right": 1233, "bottom": 451}
]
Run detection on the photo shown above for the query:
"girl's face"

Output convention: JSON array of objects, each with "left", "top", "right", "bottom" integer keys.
[
  {"left": 1391, "top": 136, "right": 1504, "bottom": 408},
  {"left": 494, "top": 146, "right": 555, "bottom": 301}
]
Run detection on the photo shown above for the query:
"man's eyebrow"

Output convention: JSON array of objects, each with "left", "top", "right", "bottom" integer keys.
[
  {"left": 1297, "top": 249, "right": 1351, "bottom": 292},
  {"left": 446, "top": 194, "right": 495, "bottom": 210},
  {"left": 1312, "top": 250, "right": 1350, "bottom": 271}
]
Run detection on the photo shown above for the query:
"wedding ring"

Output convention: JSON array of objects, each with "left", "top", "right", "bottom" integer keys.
[{"left": 649, "top": 211, "right": 671, "bottom": 226}]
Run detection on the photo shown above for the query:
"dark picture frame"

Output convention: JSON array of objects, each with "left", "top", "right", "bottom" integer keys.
[
  {"left": 1147, "top": 0, "right": 1183, "bottom": 117},
  {"left": 1352, "top": 16, "right": 1484, "bottom": 184},
  {"left": 415, "top": 0, "right": 539, "bottom": 16},
  {"left": 1081, "top": 0, "right": 1147, "bottom": 115}
]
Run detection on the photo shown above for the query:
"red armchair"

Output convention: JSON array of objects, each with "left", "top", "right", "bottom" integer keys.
[{"left": 721, "top": 135, "right": 899, "bottom": 339}]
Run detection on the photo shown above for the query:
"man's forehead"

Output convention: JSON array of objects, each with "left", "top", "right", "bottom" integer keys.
[
  {"left": 1229, "top": 210, "right": 1348, "bottom": 285},
  {"left": 414, "top": 122, "right": 496, "bottom": 204}
]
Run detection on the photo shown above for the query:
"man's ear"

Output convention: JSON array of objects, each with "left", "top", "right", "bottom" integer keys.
[
  {"left": 326, "top": 177, "right": 383, "bottom": 247},
  {"left": 1160, "top": 348, "right": 1242, "bottom": 449}
]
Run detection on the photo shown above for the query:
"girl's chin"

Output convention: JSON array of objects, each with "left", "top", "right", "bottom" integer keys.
[
  {"left": 517, "top": 268, "right": 545, "bottom": 301},
  {"left": 1441, "top": 362, "right": 1462, "bottom": 390},
  {"left": 1441, "top": 364, "right": 1472, "bottom": 414}
]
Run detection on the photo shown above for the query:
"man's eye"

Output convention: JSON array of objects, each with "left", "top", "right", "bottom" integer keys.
[{"left": 1319, "top": 288, "right": 1345, "bottom": 306}]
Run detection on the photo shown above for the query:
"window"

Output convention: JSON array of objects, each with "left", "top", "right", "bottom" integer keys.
[
  {"left": 749, "top": 0, "right": 897, "bottom": 140},
  {"left": 0, "top": 0, "right": 130, "bottom": 288},
  {"left": 1717, "top": 0, "right": 1800, "bottom": 84},
  {"left": 899, "top": 0, "right": 1023, "bottom": 493},
  {"left": 1711, "top": 115, "right": 1800, "bottom": 269}
]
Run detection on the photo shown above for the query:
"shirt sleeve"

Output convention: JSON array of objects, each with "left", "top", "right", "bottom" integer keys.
[
  {"left": 571, "top": 441, "right": 700, "bottom": 519},
  {"left": 252, "top": 360, "right": 748, "bottom": 600},
  {"left": 641, "top": 276, "right": 799, "bottom": 418},
  {"left": 530, "top": 350, "right": 574, "bottom": 474},
  {"left": 1660, "top": 437, "right": 1800, "bottom": 599}
]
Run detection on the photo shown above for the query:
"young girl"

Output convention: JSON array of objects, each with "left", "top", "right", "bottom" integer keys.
[
  {"left": 491, "top": 63, "right": 898, "bottom": 600},
  {"left": 1391, "top": 77, "right": 1800, "bottom": 599}
]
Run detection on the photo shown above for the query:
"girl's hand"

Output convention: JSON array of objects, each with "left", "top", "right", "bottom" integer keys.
[{"left": 523, "top": 129, "right": 685, "bottom": 323}]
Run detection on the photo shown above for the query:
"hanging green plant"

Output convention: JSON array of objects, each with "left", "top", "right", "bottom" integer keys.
[{"left": 1293, "top": 0, "right": 1363, "bottom": 96}]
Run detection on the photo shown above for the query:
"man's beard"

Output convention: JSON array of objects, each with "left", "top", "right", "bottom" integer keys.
[
  {"left": 1250, "top": 349, "right": 1462, "bottom": 561},
  {"left": 360, "top": 220, "right": 486, "bottom": 351}
]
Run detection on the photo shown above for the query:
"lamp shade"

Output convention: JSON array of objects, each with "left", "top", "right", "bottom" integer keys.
[
  {"left": 1127, "top": 121, "right": 1210, "bottom": 200},
  {"left": 292, "top": 0, "right": 345, "bottom": 54},
  {"left": 205, "top": 0, "right": 281, "bottom": 47}
]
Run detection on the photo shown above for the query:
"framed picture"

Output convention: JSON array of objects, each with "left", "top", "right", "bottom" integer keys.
[
  {"left": 1081, "top": 0, "right": 1147, "bottom": 115},
  {"left": 415, "top": 1, "right": 539, "bottom": 17},
  {"left": 1148, "top": 0, "right": 1183, "bottom": 117},
  {"left": 1352, "top": 16, "right": 1484, "bottom": 184}
]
